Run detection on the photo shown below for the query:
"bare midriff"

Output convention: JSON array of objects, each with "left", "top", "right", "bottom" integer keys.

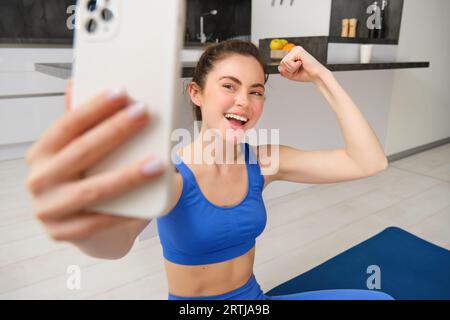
[{"left": 163, "top": 246, "right": 255, "bottom": 297}]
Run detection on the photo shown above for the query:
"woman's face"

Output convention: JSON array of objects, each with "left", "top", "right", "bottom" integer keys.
[{"left": 191, "top": 54, "right": 266, "bottom": 143}]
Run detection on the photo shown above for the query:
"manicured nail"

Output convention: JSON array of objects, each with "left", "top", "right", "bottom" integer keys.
[
  {"left": 127, "top": 102, "right": 147, "bottom": 119},
  {"left": 141, "top": 158, "right": 163, "bottom": 176},
  {"left": 108, "top": 87, "right": 127, "bottom": 100}
]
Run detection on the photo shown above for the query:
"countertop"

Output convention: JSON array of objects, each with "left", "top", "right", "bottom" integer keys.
[{"left": 35, "top": 61, "right": 430, "bottom": 80}]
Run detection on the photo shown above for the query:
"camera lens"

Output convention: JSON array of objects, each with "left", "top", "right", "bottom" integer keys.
[
  {"left": 101, "top": 8, "right": 114, "bottom": 22},
  {"left": 86, "top": 18, "right": 98, "bottom": 33},
  {"left": 87, "top": 0, "right": 97, "bottom": 12}
]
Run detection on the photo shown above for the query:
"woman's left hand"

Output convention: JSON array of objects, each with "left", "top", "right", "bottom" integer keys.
[{"left": 278, "top": 46, "right": 330, "bottom": 84}]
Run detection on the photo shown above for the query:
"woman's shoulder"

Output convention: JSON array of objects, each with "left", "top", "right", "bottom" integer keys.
[
  {"left": 249, "top": 144, "right": 279, "bottom": 188},
  {"left": 162, "top": 147, "right": 185, "bottom": 216},
  {"left": 161, "top": 168, "right": 183, "bottom": 215}
]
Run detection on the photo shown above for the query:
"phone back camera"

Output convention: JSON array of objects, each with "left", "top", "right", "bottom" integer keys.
[
  {"left": 84, "top": 0, "right": 118, "bottom": 39},
  {"left": 101, "top": 8, "right": 114, "bottom": 22},
  {"left": 86, "top": 18, "right": 98, "bottom": 33},
  {"left": 87, "top": 0, "right": 97, "bottom": 12}
]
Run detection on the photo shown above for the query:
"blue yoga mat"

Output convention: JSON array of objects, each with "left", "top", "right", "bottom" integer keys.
[{"left": 266, "top": 227, "right": 450, "bottom": 300}]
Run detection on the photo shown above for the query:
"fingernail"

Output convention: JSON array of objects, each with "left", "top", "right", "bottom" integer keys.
[
  {"left": 127, "top": 102, "right": 147, "bottom": 119},
  {"left": 108, "top": 87, "right": 127, "bottom": 100},
  {"left": 141, "top": 158, "right": 163, "bottom": 176}
]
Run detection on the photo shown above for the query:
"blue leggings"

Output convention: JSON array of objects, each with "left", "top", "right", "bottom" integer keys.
[{"left": 168, "top": 274, "right": 394, "bottom": 300}]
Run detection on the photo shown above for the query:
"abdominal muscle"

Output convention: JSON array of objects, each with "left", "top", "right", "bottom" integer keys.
[{"left": 163, "top": 246, "right": 255, "bottom": 297}]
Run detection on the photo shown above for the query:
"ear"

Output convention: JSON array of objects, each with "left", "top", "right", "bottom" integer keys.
[{"left": 188, "top": 82, "right": 203, "bottom": 107}]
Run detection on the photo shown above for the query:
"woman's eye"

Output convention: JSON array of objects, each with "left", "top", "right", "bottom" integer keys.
[{"left": 223, "top": 84, "right": 263, "bottom": 97}]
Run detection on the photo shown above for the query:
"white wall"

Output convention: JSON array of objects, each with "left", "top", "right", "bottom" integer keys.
[
  {"left": 250, "top": 0, "right": 395, "bottom": 200},
  {"left": 251, "top": 0, "right": 332, "bottom": 44},
  {"left": 257, "top": 70, "right": 394, "bottom": 200},
  {"left": 252, "top": 0, "right": 449, "bottom": 155},
  {"left": 385, "top": 0, "right": 450, "bottom": 154}
]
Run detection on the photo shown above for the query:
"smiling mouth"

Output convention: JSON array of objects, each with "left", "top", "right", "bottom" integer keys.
[{"left": 224, "top": 113, "right": 249, "bottom": 127}]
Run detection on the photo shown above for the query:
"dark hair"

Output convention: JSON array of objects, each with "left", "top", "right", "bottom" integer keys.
[{"left": 188, "top": 39, "right": 269, "bottom": 121}]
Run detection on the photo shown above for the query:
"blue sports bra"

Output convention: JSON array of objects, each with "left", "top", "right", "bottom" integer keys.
[{"left": 156, "top": 142, "right": 267, "bottom": 265}]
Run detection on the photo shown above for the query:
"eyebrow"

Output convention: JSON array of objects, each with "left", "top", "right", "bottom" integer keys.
[{"left": 218, "top": 76, "right": 265, "bottom": 90}]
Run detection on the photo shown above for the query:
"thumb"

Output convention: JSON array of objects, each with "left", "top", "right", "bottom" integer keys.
[
  {"left": 278, "top": 65, "right": 289, "bottom": 76},
  {"left": 292, "top": 60, "right": 303, "bottom": 70},
  {"left": 278, "top": 65, "right": 294, "bottom": 79}
]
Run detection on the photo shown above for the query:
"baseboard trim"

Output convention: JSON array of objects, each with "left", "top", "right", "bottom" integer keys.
[
  {"left": 387, "top": 137, "right": 450, "bottom": 162},
  {"left": 0, "top": 92, "right": 64, "bottom": 100},
  {"left": 0, "top": 141, "right": 33, "bottom": 161}
]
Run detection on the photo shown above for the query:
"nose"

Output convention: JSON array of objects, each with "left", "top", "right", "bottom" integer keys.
[{"left": 235, "top": 89, "right": 249, "bottom": 107}]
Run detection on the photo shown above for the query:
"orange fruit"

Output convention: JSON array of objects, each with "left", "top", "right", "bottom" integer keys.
[{"left": 282, "top": 43, "right": 296, "bottom": 51}]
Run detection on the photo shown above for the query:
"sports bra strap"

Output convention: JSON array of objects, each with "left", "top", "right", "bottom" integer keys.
[
  {"left": 172, "top": 142, "right": 264, "bottom": 192},
  {"left": 242, "top": 142, "right": 264, "bottom": 190}
]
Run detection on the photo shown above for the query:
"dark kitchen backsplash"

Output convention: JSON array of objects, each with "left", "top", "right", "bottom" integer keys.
[
  {"left": 0, "top": 0, "right": 76, "bottom": 45},
  {"left": 329, "top": 0, "right": 404, "bottom": 43},
  {"left": 185, "top": 0, "right": 251, "bottom": 45},
  {"left": 0, "top": 0, "right": 251, "bottom": 46}
]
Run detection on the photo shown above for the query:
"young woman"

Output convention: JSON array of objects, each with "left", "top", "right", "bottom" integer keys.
[{"left": 25, "top": 40, "right": 393, "bottom": 300}]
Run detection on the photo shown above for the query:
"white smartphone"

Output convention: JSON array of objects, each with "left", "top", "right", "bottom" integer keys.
[{"left": 71, "top": 0, "right": 185, "bottom": 219}]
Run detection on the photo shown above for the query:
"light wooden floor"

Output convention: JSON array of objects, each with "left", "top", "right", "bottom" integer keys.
[{"left": 0, "top": 143, "right": 449, "bottom": 299}]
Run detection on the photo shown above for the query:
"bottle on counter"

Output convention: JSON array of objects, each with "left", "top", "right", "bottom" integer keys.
[
  {"left": 377, "top": 0, "right": 388, "bottom": 39},
  {"left": 348, "top": 18, "right": 358, "bottom": 38},
  {"left": 367, "top": 1, "right": 378, "bottom": 39},
  {"left": 341, "top": 18, "right": 349, "bottom": 37},
  {"left": 367, "top": 1, "right": 379, "bottom": 39}
]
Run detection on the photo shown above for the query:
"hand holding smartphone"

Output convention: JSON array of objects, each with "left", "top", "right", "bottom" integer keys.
[{"left": 71, "top": 0, "right": 186, "bottom": 219}]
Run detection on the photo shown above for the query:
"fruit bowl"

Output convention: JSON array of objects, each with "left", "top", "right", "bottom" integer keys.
[{"left": 270, "top": 49, "right": 289, "bottom": 60}]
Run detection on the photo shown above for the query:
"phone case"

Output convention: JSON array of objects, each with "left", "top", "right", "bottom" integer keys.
[{"left": 71, "top": 0, "right": 185, "bottom": 219}]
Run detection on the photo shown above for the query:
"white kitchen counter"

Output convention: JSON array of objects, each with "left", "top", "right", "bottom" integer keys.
[{"left": 0, "top": 71, "right": 66, "bottom": 98}]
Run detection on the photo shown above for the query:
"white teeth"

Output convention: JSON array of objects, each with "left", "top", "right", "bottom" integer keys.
[{"left": 224, "top": 113, "right": 248, "bottom": 123}]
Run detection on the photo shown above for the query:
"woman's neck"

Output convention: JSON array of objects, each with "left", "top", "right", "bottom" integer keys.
[{"left": 186, "top": 127, "right": 244, "bottom": 166}]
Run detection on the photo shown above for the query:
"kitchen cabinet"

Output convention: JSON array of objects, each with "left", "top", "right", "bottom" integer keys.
[
  {"left": 329, "top": 0, "right": 404, "bottom": 44},
  {"left": 0, "top": 95, "right": 64, "bottom": 146},
  {"left": 0, "top": 48, "right": 71, "bottom": 160}
]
